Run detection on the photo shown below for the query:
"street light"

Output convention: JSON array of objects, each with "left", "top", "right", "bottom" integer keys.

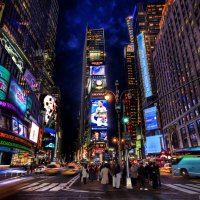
[{"left": 105, "top": 80, "right": 133, "bottom": 189}]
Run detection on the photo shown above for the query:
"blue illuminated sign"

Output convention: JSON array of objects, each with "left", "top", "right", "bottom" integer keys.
[
  {"left": 144, "top": 106, "right": 160, "bottom": 131},
  {"left": 146, "top": 135, "right": 165, "bottom": 154},
  {"left": 137, "top": 33, "right": 152, "bottom": 98},
  {"left": 91, "top": 99, "right": 108, "bottom": 130},
  {"left": 8, "top": 79, "right": 27, "bottom": 114}
]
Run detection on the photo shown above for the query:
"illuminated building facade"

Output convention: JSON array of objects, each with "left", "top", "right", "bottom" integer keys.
[
  {"left": 123, "top": 44, "right": 138, "bottom": 149},
  {"left": 0, "top": 0, "right": 60, "bottom": 165},
  {"left": 131, "top": 1, "right": 165, "bottom": 155},
  {"left": 153, "top": 0, "right": 200, "bottom": 149},
  {"left": 79, "top": 27, "right": 107, "bottom": 162}
]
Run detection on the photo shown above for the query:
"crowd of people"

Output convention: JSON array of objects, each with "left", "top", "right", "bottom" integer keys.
[{"left": 80, "top": 160, "right": 161, "bottom": 192}]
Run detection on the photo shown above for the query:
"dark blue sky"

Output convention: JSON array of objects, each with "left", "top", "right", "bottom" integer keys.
[{"left": 54, "top": 0, "right": 135, "bottom": 155}]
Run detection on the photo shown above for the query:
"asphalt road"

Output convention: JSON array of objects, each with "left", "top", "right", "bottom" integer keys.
[{"left": 1, "top": 173, "right": 200, "bottom": 200}]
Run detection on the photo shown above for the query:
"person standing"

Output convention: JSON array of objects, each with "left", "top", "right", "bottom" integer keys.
[
  {"left": 81, "top": 164, "right": 89, "bottom": 184},
  {"left": 100, "top": 163, "right": 110, "bottom": 192},
  {"left": 114, "top": 162, "right": 121, "bottom": 189},
  {"left": 130, "top": 162, "right": 138, "bottom": 187},
  {"left": 137, "top": 162, "right": 148, "bottom": 190}
]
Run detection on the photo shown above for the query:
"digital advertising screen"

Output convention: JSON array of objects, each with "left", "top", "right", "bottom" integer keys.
[
  {"left": 145, "top": 135, "right": 165, "bottom": 154},
  {"left": 137, "top": 32, "right": 152, "bottom": 98},
  {"left": 144, "top": 106, "right": 160, "bottom": 131},
  {"left": 91, "top": 130, "right": 108, "bottom": 141},
  {"left": 43, "top": 129, "right": 56, "bottom": 149},
  {"left": 92, "top": 77, "right": 106, "bottom": 91},
  {"left": 12, "top": 117, "right": 27, "bottom": 138},
  {"left": 89, "top": 50, "right": 102, "bottom": 62},
  {"left": 91, "top": 99, "right": 108, "bottom": 129},
  {"left": 8, "top": 79, "right": 27, "bottom": 114},
  {"left": 29, "top": 122, "right": 39, "bottom": 143},
  {"left": 90, "top": 65, "right": 105, "bottom": 76},
  {"left": 0, "top": 65, "right": 11, "bottom": 101},
  {"left": 12, "top": 118, "right": 18, "bottom": 134},
  {"left": 24, "top": 69, "right": 38, "bottom": 91}
]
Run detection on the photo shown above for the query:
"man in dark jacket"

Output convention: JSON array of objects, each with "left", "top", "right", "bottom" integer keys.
[{"left": 137, "top": 162, "right": 148, "bottom": 190}]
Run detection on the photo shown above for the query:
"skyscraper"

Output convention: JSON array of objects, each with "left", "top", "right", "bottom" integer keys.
[
  {"left": 153, "top": 0, "right": 200, "bottom": 149},
  {"left": 79, "top": 27, "right": 107, "bottom": 161}
]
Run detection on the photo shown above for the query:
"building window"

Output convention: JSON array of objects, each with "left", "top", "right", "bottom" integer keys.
[
  {"left": 180, "top": 127, "right": 189, "bottom": 148},
  {"left": 187, "top": 123, "right": 198, "bottom": 146}
]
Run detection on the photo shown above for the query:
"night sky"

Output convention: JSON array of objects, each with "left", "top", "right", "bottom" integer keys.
[{"left": 54, "top": 0, "right": 136, "bottom": 158}]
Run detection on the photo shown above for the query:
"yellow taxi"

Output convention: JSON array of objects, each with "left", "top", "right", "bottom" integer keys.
[
  {"left": 45, "top": 163, "right": 61, "bottom": 175},
  {"left": 61, "top": 165, "right": 80, "bottom": 175}
]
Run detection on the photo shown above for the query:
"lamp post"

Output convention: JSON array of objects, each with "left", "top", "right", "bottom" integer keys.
[{"left": 105, "top": 80, "right": 133, "bottom": 189}]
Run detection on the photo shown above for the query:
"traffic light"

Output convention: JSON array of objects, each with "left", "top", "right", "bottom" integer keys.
[{"left": 122, "top": 116, "right": 129, "bottom": 124}]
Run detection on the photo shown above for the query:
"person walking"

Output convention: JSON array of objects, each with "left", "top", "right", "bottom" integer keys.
[
  {"left": 100, "top": 163, "right": 110, "bottom": 192},
  {"left": 137, "top": 162, "right": 148, "bottom": 190},
  {"left": 81, "top": 164, "right": 89, "bottom": 184},
  {"left": 129, "top": 162, "right": 138, "bottom": 187}
]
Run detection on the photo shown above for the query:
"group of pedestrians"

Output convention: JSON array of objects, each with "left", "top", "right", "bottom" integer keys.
[{"left": 80, "top": 160, "right": 161, "bottom": 192}]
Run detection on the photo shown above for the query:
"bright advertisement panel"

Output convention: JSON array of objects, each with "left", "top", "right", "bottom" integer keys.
[
  {"left": 90, "top": 65, "right": 105, "bottom": 75},
  {"left": 24, "top": 69, "right": 38, "bottom": 91},
  {"left": 89, "top": 50, "right": 101, "bottom": 62},
  {"left": 144, "top": 106, "right": 160, "bottom": 131},
  {"left": 146, "top": 135, "right": 165, "bottom": 154},
  {"left": 0, "top": 65, "right": 10, "bottom": 101},
  {"left": 92, "top": 77, "right": 106, "bottom": 91},
  {"left": 91, "top": 130, "right": 107, "bottom": 141},
  {"left": 91, "top": 99, "right": 108, "bottom": 129},
  {"left": 29, "top": 122, "right": 39, "bottom": 143},
  {"left": 8, "top": 79, "right": 27, "bottom": 113},
  {"left": 43, "top": 128, "right": 56, "bottom": 149},
  {"left": 12, "top": 117, "right": 27, "bottom": 138},
  {"left": 137, "top": 33, "right": 152, "bottom": 98}
]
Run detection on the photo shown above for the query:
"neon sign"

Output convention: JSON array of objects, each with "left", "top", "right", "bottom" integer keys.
[
  {"left": 137, "top": 33, "right": 152, "bottom": 98},
  {"left": 0, "top": 65, "right": 10, "bottom": 100}
]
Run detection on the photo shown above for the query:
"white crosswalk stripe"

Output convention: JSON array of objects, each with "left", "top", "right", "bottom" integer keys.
[
  {"left": 36, "top": 183, "right": 59, "bottom": 191},
  {"left": 49, "top": 183, "right": 69, "bottom": 191},
  {"left": 163, "top": 183, "right": 200, "bottom": 194},
  {"left": 24, "top": 183, "right": 50, "bottom": 191},
  {"left": 20, "top": 182, "right": 40, "bottom": 190}
]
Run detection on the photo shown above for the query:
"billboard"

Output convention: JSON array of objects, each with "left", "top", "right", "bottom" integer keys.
[
  {"left": 145, "top": 135, "right": 165, "bottom": 154},
  {"left": 24, "top": 69, "right": 38, "bottom": 91},
  {"left": 29, "top": 122, "right": 39, "bottom": 143},
  {"left": 91, "top": 130, "right": 107, "bottom": 141},
  {"left": 90, "top": 65, "right": 105, "bottom": 76},
  {"left": 137, "top": 32, "right": 152, "bottom": 98},
  {"left": 144, "top": 106, "right": 160, "bottom": 131},
  {"left": 89, "top": 50, "right": 102, "bottom": 62},
  {"left": 12, "top": 117, "right": 27, "bottom": 138},
  {"left": 0, "top": 65, "right": 10, "bottom": 101},
  {"left": 92, "top": 77, "right": 106, "bottom": 91},
  {"left": 43, "top": 128, "right": 56, "bottom": 149},
  {"left": 8, "top": 79, "right": 27, "bottom": 114},
  {"left": 91, "top": 99, "right": 108, "bottom": 129}
]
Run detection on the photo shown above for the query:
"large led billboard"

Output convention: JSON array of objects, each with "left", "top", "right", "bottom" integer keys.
[
  {"left": 29, "top": 122, "right": 39, "bottom": 143},
  {"left": 91, "top": 130, "right": 108, "bottom": 141},
  {"left": 24, "top": 69, "right": 38, "bottom": 91},
  {"left": 12, "top": 117, "right": 27, "bottom": 138},
  {"left": 43, "top": 128, "right": 56, "bottom": 149},
  {"left": 89, "top": 50, "right": 102, "bottom": 62},
  {"left": 92, "top": 77, "right": 106, "bottom": 91},
  {"left": 0, "top": 65, "right": 10, "bottom": 101},
  {"left": 137, "top": 32, "right": 152, "bottom": 98},
  {"left": 90, "top": 65, "right": 105, "bottom": 76},
  {"left": 144, "top": 106, "right": 160, "bottom": 131},
  {"left": 91, "top": 99, "right": 108, "bottom": 129},
  {"left": 8, "top": 79, "right": 27, "bottom": 114},
  {"left": 145, "top": 135, "right": 165, "bottom": 154}
]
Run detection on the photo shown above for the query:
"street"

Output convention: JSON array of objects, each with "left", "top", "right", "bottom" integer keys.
[{"left": 1, "top": 173, "right": 200, "bottom": 200}]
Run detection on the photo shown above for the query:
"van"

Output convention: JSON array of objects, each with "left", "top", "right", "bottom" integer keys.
[{"left": 172, "top": 156, "right": 200, "bottom": 177}]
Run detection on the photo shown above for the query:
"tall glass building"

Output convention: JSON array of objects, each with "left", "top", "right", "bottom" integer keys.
[{"left": 79, "top": 27, "right": 107, "bottom": 162}]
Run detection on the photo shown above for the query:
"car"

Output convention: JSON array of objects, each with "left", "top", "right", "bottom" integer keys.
[
  {"left": 45, "top": 163, "right": 61, "bottom": 175},
  {"left": 62, "top": 165, "right": 80, "bottom": 175},
  {"left": 34, "top": 165, "right": 47, "bottom": 174},
  {"left": 160, "top": 163, "right": 172, "bottom": 173}
]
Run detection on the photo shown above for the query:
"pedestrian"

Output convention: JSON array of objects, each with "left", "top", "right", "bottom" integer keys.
[
  {"left": 100, "top": 163, "right": 110, "bottom": 192},
  {"left": 137, "top": 162, "right": 148, "bottom": 190},
  {"left": 114, "top": 161, "right": 121, "bottom": 189},
  {"left": 81, "top": 164, "right": 89, "bottom": 184},
  {"left": 88, "top": 163, "right": 96, "bottom": 182},
  {"left": 150, "top": 162, "right": 159, "bottom": 189},
  {"left": 129, "top": 162, "right": 138, "bottom": 187}
]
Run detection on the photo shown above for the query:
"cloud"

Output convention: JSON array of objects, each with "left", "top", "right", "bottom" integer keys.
[{"left": 67, "top": 35, "right": 80, "bottom": 49}]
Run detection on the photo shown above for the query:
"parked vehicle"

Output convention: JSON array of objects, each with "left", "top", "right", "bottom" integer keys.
[
  {"left": 172, "top": 156, "right": 200, "bottom": 177},
  {"left": 34, "top": 165, "right": 47, "bottom": 174},
  {"left": 45, "top": 163, "right": 61, "bottom": 175}
]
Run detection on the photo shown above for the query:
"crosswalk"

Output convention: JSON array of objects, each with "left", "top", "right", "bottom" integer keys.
[
  {"left": 18, "top": 174, "right": 80, "bottom": 192},
  {"left": 163, "top": 183, "right": 200, "bottom": 194}
]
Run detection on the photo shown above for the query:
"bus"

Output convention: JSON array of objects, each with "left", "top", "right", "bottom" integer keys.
[{"left": 173, "top": 147, "right": 200, "bottom": 156}]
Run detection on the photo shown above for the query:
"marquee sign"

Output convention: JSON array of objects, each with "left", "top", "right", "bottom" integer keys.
[{"left": 0, "top": 131, "right": 33, "bottom": 148}]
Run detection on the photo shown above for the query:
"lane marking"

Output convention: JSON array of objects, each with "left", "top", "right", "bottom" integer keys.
[
  {"left": 24, "top": 183, "right": 50, "bottom": 191},
  {"left": 163, "top": 184, "right": 198, "bottom": 194},
  {"left": 36, "top": 183, "right": 59, "bottom": 191},
  {"left": 20, "top": 182, "right": 39, "bottom": 190},
  {"left": 49, "top": 183, "right": 69, "bottom": 191},
  {"left": 174, "top": 184, "right": 200, "bottom": 193},
  {"left": 186, "top": 184, "right": 200, "bottom": 189}
]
